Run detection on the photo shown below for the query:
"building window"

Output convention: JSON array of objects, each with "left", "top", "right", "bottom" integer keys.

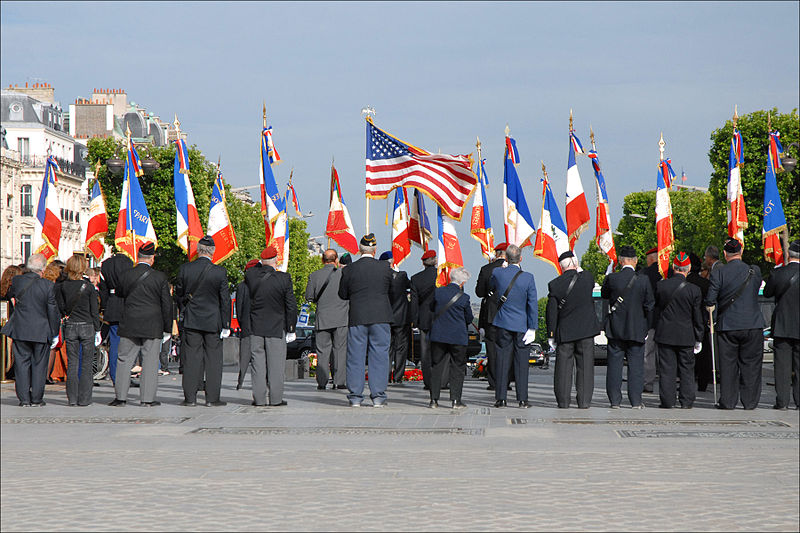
[
  {"left": 20, "top": 185, "right": 33, "bottom": 217},
  {"left": 9, "top": 102, "right": 23, "bottom": 121},
  {"left": 17, "top": 137, "right": 30, "bottom": 160},
  {"left": 21, "top": 235, "right": 32, "bottom": 264}
]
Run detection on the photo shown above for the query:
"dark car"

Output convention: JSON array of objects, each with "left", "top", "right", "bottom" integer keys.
[
  {"left": 410, "top": 322, "right": 483, "bottom": 362},
  {"left": 287, "top": 326, "right": 316, "bottom": 360}
]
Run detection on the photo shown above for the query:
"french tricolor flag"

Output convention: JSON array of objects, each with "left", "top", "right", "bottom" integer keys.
[
  {"left": 436, "top": 206, "right": 464, "bottom": 287},
  {"left": 174, "top": 138, "right": 203, "bottom": 260},
  {"left": 260, "top": 125, "right": 287, "bottom": 269},
  {"left": 656, "top": 158, "right": 675, "bottom": 279},
  {"left": 84, "top": 180, "right": 108, "bottom": 261},
  {"left": 34, "top": 155, "right": 62, "bottom": 260},
  {"left": 470, "top": 158, "right": 494, "bottom": 259},
  {"left": 565, "top": 130, "right": 590, "bottom": 250},
  {"left": 326, "top": 164, "right": 359, "bottom": 255},
  {"left": 115, "top": 140, "right": 158, "bottom": 262},
  {"left": 207, "top": 169, "right": 238, "bottom": 264},
  {"left": 503, "top": 135, "right": 536, "bottom": 248},
  {"left": 391, "top": 187, "right": 411, "bottom": 267},
  {"left": 727, "top": 128, "right": 747, "bottom": 245},
  {"left": 408, "top": 189, "right": 432, "bottom": 250},
  {"left": 533, "top": 174, "right": 570, "bottom": 274},
  {"left": 587, "top": 143, "right": 617, "bottom": 268}
]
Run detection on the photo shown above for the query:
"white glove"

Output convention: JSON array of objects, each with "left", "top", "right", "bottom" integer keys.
[
  {"left": 285, "top": 332, "right": 297, "bottom": 343},
  {"left": 95, "top": 332, "right": 102, "bottom": 347},
  {"left": 49, "top": 336, "right": 59, "bottom": 350},
  {"left": 522, "top": 329, "right": 536, "bottom": 345},
  {"left": 162, "top": 332, "right": 171, "bottom": 345},
  {"left": 548, "top": 338, "right": 557, "bottom": 351},
  {"left": 479, "top": 327, "right": 486, "bottom": 338},
  {"left": 219, "top": 328, "right": 231, "bottom": 339},
  {"left": 693, "top": 342, "right": 702, "bottom": 355}
]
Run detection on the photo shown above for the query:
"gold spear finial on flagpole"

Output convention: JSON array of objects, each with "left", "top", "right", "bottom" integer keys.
[
  {"left": 217, "top": 155, "right": 221, "bottom": 171},
  {"left": 569, "top": 109, "right": 574, "bottom": 132},
  {"left": 659, "top": 132, "right": 666, "bottom": 161},
  {"left": 505, "top": 124, "right": 510, "bottom": 138},
  {"left": 126, "top": 124, "right": 131, "bottom": 140},
  {"left": 262, "top": 101, "right": 267, "bottom": 128},
  {"left": 541, "top": 160, "right": 548, "bottom": 179},
  {"left": 733, "top": 105, "right": 739, "bottom": 129},
  {"left": 173, "top": 114, "right": 181, "bottom": 136},
  {"left": 768, "top": 111, "right": 772, "bottom": 131}
]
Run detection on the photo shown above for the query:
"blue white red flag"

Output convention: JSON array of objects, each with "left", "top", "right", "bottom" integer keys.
[
  {"left": 207, "top": 168, "right": 238, "bottom": 264},
  {"left": 34, "top": 155, "right": 62, "bottom": 260},
  {"left": 173, "top": 139, "right": 203, "bottom": 260},
  {"left": 727, "top": 127, "right": 747, "bottom": 245},
  {"left": 503, "top": 135, "right": 536, "bottom": 248},
  {"left": 436, "top": 206, "right": 464, "bottom": 287},
  {"left": 261, "top": 124, "right": 287, "bottom": 267},
  {"left": 533, "top": 174, "right": 570, "bottom": 274},
  {"left": 655, "top": 158, "right": 675, "bottom": 279},
  {"left": 763, "top": 133, "right": 787, "bottom": 266},
  {"left": 408, "top": 188, "right": 432, "bottom": 250},
  {"left": 288, "top": 180, "right": 302, "bottom": 216},
  {"left": 115, "top": 140, "right": 157, "bottom": 262},
  {"left": 470, "top": 157, "right": 494, "bottom": 259},
  {"left": 565, "top": 129, "right": 590, "bottom": 250},
  {"left": 127, "top": 137, "right": 143, "bottom": 177},
  {"left": 391, "top": 187, "right": 411, "bottom": 267},
  {"left": 279, "top": 187, "right": 290, "bottom": 272},
  {"left": 769, "top": 130, "right": 783, "bottom": 172},
  {"left": 365, "top": 119, "right": 477, "bottom": 220},
  {"left": 265, "top": 127, "right": 281, "bottom": 165},
  {"left": 326, "top": 164, "right": 359, "bottom": 255},
  {"left": 84, "top": 180, "right": 108, "bottom": 261},
  {"left": 587, "top": 144, "right": 617, "bottom": 267}
]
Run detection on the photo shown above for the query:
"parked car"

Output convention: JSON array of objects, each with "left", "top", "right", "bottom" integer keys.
[
  {"left": 287, "top": 326, "right": 316, "bottom": 360},
  {"left": 528, "top": 343, "right": 546, "bottom": 366}
]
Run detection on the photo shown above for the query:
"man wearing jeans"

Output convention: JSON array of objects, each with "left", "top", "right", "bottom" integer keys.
[{"left": 338, "top": 234, "right": 393, "bottom": 407}]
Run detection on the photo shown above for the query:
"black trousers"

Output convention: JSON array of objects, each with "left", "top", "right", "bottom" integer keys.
[
  {"left": 657, "top": 343, "right": 696, "bottom": 408},
  {"left": 64, "top": 322, "right": 95, "bottom": 405},
  {"left": 419, "top": 329, "right": 432, "bottom": 388},
  {"left": 554, "top": 337, "right": 594, "bottom": 408},
  {"left": 182, "top": 328, "right": 223, "bottom": 403},
  {"left": 606, "top": 339, "right": 644, "bottom": 407},
  {"left": 495, "top": 328, "right": 529, "bottom": 402},
  {"left": 389, "top": 325, "right": 410, "bottom": 382},
  {"left": 773, "top": 337, "right": 799, "bottom": 409},
  {"left": 12, "top": 340, "right": 49, "bottom": 404},
  {"left": 695, "top": 326, "right": 713, "bottom": 391},
  {"left": 717, "top": 328, "right": 763, "bottom": 409},
  {"left": 430, "top": 341, "right": 467, "bottom": 402},
  {"left": 484, "top": 325, "right": 497, "bottom": 388}
]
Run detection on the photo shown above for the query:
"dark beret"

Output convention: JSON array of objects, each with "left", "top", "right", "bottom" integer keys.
[
  {"left": 138, "top": 242, "right": 156, "bottom": 256},
  {"left": 379, "top": 251, "right": 393, "bottom": 261},
  {"left": 723, "top": 239, "right": 742, "bottom": 254},
  {"left": 558, "top": 250, "right": 575, "bottom": 262},
  {"left": 789, "top": 240, "right": 800, "bottom": 253},
  {"left": 618, "top": 245, "right": 637, "bottom": 258},
  {"left": 199, "top": 235, "right": 215, "bottom": 247},
  {"left": 360, "top": 233, "right": 377, "bottom": 246},
  {"left": 339, "top": 253, "right": 352, "bottom": 266}
]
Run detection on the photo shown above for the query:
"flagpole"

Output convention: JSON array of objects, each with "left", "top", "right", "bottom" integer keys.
[
  {"left": 126, "top": 125, "right": 136, "bottom": 263},
  {"left": 362, "top": 106, "right": 376, "bottom": 236}
]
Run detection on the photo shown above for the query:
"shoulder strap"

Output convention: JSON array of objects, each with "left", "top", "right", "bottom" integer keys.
[
  {"left": 660, "top": 279, "right": 688, "bottom": 315},
  {"left": 184, "top": 262, "right": 215, "bottom": 303},
  {"left": 65, "top": 281, "right": 89, "bottom": 317},
  {"left": 433, "top": 289, "right": 463, "bottom": 323},
  {"left": 718, "top": 267, "right": 754, "bottom": 316},
  {"left": 313, "top": 267, "right": 337, "bottom": 303},
  {"left": 558, "top": 271, "right": 580, "bottom": 310},
  {"left": 12, "top": 277, "right": 37, "bottom": 303},
  {"left": 497, "top": 269, "right": 524, "bottom": 312},
  {"left": 788, "top": 269, "right": 799, "bottom": 289},
  {"left": 128, "top": 269, "right": 152, "bottom": 299},
  {"left": 609, "top": 271, "right": 638, "bottom": 314}
]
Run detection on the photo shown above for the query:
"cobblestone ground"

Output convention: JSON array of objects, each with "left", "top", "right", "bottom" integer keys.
[{"left": 2, "top": 364, "right": 798, "bottom": 532}]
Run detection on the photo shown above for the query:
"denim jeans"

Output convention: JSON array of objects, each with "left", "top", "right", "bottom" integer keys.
[
  {"left": 108, "top": 324, "right": 120, "bottom": 384},
  {"left": 64, "top": 322, "right": 95, "bottom": 405}
]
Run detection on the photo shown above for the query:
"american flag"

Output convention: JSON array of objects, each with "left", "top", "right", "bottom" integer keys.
[{"left": 365, "top": 119, "right": 477, "bottom": 220}]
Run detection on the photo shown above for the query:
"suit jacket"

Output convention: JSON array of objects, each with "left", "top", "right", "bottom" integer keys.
[
  {"left": 117, "top": 263, "right": 172, "bottom": 339},
  {"left": 601, "top": 266, "right": 654, "bottom": 343},
  {"left": 490, "top": 264, "right": 538, "bottom": 333},
  {"left": 546, "top": 270, "right": 600, "bottom": 343},
  {"left": 644, "top": 262, "right": 672, "bottom": 294},
  {"left": 409, "top": 265, "right": 438, "bottom": 330},
  {"left": 1, "top": 272, "right": 60, "bottom": 342},
  {"left": 55, "top": 279, "right": 101, "bottom": 330},
  {"left": 705, "top": 259, "right": 764, "bottom": 332},
  {"left": 337, "top": 256, "right": 393, "bottom": 326},
  {"left": 174, "top": 256, "right": 231, "bottom": 333},
  {"left": 763, "top": 261, "right": 799, "bottom": 339},
  {"left": 389, "top": 269, "right": 410, "bottom": 326},
  {"left": 475, "top": 258, "right": 504, "bottom": 329},
  {"left": 240, "top": 264, "right": 298, "bottom": 338},
  {"left": 654, "top": 275, "right": 704, "bottom": 346},
  {"left": 429, "top": 283, "right": 473, "bottom": 345},
  {"left": 98, "top": 253, "right": 133, "bottom": 324},
  {"left": 687, "top": 271, "right": 711, "bottom": 329},
  {"left": 305, "top": 264, "right": 348, "bottom": 330},
  {"left": 234, "top": 281, "right": 251, "bottom": 337}
]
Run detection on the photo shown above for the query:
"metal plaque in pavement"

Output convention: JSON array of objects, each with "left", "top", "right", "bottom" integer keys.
[{"left": 190, "top": 426, "right": 485, "bottom": 436}]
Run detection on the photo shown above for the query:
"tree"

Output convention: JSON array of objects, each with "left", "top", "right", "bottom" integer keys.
[
  {"left": 286, "top": 217, "right": 323, "bottom": 306},
  {"left": 537, "top": 297, "right": 548, "bottom": 344},
  {"left": 580, "top": 241, "right": 612, "bottom": 286}
]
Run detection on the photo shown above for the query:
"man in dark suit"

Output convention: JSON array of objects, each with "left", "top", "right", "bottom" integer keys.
[
  {"left": 236, "top": 259, "right": 260, "bottom": 389},
  {"left": 687, "top": 252, "right": 712, "bottom": 391},
  {"left": 547, "top": 251, "right": 600, "bottom": 409},
  {"left": 409, "top": 249, "right": 438, "bottom": 389},
  {"left": 762, "top": 239, "right": 800, "bottom": 410},
  {"left": 643, "top": 246, "right": 672, "bottom": 393},
  {"left": 380, "top": 251, "right": 411, "bottom": 384},
  {"left": 99, "top": 250, "right": 133, "bottom": 383},
  {"left": 601, "top": 245, "right": 654, "bottom": 408},
  {"left": 705, "top": 239, "right": 765, "bottom": 410},
  {"left": 109, "top": 243, "right": 172, "bottom": 407},
  {"left": 654, "top": 252, "right": 704, "bottom": 409},
  {"left": 703, "top": 245, "right": 722, "bottom": 273},
  {"left": 338, "top": 234, "right": 393, "bottom": 407},
  {"left": 490, "top": 244, "right": 538, "bottom": 408},
  {"left": 1, "top": 253, "right": 60, "bottom": 406},
  {"left": 428, "top": 267, "right": 473, "bottom": 409},
  {"left": 238, "top": 246, "right": 298, "bottom": 406},
  {"left": 475, "top": 242, "right": 507, "bottom": 390},
  {"left": 305, "top": 249, "right": 349, "bottom": 390},
  {"left": 174, "top": 235, "right": 231, "bottom": 407}
]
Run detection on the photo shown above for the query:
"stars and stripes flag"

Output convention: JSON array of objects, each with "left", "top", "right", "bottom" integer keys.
[
  {"left": 566, "top": 129, "right": 590, "bottom": 250},
  {"left": 207, "top": 167, "right": 238, "bottom": 264},
  {"left": 436, "top": 206, "right": 464, "bottom": 287},
  {"left": 173, "top": 138, "right": 203, "bottom": 260},
  {"left": 727, "top": 127, "right": 748, "bottom": 246},
  {"left": 681, "top": 168, "right": 687, "bottom": 182},
  {"left": 587, "top": 141, "right": 617, "bottom": 267},
  {"left": 763, "top": 130, "right": 787, "bottom": 266},
  {"left": 470, "top": 157, "right": 494, "bottom": 259},
  {"left": 408, "top": 188, "right": 432, "bottom": 250},
  {"left": 115, "top": 139, "right": 157, "bottom": 262},
  {"left": 364, "top": 118, "right": 477, "bottom": 220},
  {"left": 34, "top": 155, "right": 61, "bottom": 261},
  {"left": 533, "top": 173, "right": 570, "bottom": 274},
  {"left": 503, "top": 135, "right": 536, "bottom": 248},
  {"left": 655, "top": 158, "right": 676, "bottom": 279},
  {"left": 391, "top": 187, "right": 412, "bottom": 267},
  {"left": 260, "top": 124, "right": 287, "bottom": 269},
  {"left": 326, "top": 164, "right": 359, "bottom": 255},
  {"left": 84, "top": 179, "right": 108, "bottom": 261}
]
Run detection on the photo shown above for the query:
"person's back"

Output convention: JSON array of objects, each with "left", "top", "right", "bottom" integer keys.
[
  {"left": 338, "top": 255, "right": 392, "bottom": 326},
  {"left": 175, "top": 255, "right": 230, "bottom": 333},
  {"left": 490, "top": 264, "right": 537, "bottom": 333}
]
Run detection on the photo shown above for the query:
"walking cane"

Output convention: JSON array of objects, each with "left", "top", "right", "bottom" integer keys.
[{"left": 706, "top": 305, "right": 718, "bottom": 405}]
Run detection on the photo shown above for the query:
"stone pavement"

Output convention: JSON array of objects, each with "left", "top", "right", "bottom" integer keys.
[{"left": 1, "top": 363, "right": 798, "bottom": 532}]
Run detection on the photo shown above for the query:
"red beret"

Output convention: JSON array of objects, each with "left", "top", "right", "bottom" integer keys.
[
  {"left": 245, "top": 259, "right": 260, "bottom": 270},
  {"left": 673, "top": 252, "right": 691, "bottom": 267},
  {"left": 646, "top": 247, "right": 658, "bottom": 255},
  {"left": 494, "top": 242, "right": 509, "bottom": 252},
  {"left": 421, "top": 250, "right": 436, "bottom": 260},
  {"left": 260, "top": 246, "right": 278, "bottom": 260}
]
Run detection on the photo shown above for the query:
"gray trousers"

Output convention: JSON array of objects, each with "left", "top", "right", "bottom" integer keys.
[
  {"left": 644, "top": 328, "right": 658, "bottom": 388},
  {"left": 116, "top": 337, "right": 160, "bottom": 403},
  {"left": 554, "top": 337, "right": 594, "bottom": 408},
  {"left": 250, "top": 334, "right": 286, "bottom": 405},
  {"left": 315, "top": 326, "right": 347, "bottom": 388}
]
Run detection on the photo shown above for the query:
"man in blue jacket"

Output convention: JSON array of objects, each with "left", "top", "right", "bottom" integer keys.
[{"left": 489, "top": 244, "right": 538, "bottom": 408}]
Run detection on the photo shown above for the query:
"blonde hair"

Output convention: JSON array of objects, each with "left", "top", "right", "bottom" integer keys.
[
  {"left": 65, "top": 255, "right": 88, "bottom": 280},
  {"left": 42, "top": 262, "right": 63, "bottom": 282}
]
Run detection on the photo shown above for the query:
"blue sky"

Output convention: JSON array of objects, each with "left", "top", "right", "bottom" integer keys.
[{"left": 2, "top": 1, "right": 799, "bottom": 292}]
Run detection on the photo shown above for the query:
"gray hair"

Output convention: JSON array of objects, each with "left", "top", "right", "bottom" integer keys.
[
  {"left": 26, "top": 253, "right": 47, "bottom": 273},
  {"left": 262, "top": 257, "right": 278, "bottom": 267},
  {"left": 449, "top": 267, "right": 471, "bottom": 286},
  {"left": 559, "top": 256, "right": 578, "bottom": 271},
  {"left": 197, "top": 242, "right": 215, "bottom": 258},
  {"left": 704, "top": 245, "right": 720, "bottom": 260},
  {"left": 359, "top": 244, "right": 376, "bottom": 256},
  {"left": 422, "top": 256, "right": 437, "bottom": 267},
  {"left": 505, "top": 244, "right": 522, "bottom": 264},
  {"left": 788, "top": 249, "right": 800, "bottom": 260},
  {"left": 674, "top": 263, "right": 691, "bottom": 274}
]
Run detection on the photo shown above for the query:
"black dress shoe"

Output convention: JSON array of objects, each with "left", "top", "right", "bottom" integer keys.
[
  {"left": 18, "top": 402, "right": 31, "bottom": 407},
  {"left": 251, "top": 401, "right": 267, "bottom": 406},
  {"left": 452, "top": 400, "right": 467, "bottom": 409},
  {"left": 205, "top": 401, "right": 227, "bottom": 407},
  {"left": 69, "top": 403, "right": 78, "bottom": 407},
  {"left": 428, "top": 400, "right": 439, "bottom": 409},
  {"left": 141, "top": 401, "right": 161, "bottom": 407},
  {"left": 180, "top": 400, "right": 197, "bottom": 406},
  {"left": 108, "top": 399, "right": 126, "bottom": 406},
  {"left": 317, "top": 385, "right": 326, "bottom": 390},
  {"left": 494, "top": 400, "right": 507, "bottom": 408},
  {"left": 519, "top": 401, "right": 531, "bottom": 408},
  {"left": 32, "top": 401, "right": 46, "bottom": 406},
  {"left": 269, "top": 400, "right": 288, "bottom": 406},
  {"left": 773, "top": 405, "right": 788, "bottom": 411},
  {"left": 336, "top": 385, "right": 347, "bottom": 390}
]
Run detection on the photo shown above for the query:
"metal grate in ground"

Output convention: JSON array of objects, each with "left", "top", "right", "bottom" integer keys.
[
  {"left": 190, "top": 426, "right": 485, "bottom": 436},
  {"left": 1, "top": 417, "right": 191, "bottom": 425},
  {"left": 617, "top": 429, "right": 799, "bottom": 439},
  {"left": 550, "top": 419, "right": 791, "bottom": 427}
]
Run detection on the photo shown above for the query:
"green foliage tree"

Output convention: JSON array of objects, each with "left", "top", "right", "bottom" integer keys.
[
  {"left": 537, "top": 297, "right": 548, "bottom": 343},
  {"left": 287, "top": 218, "right": 323, "bottom": 306},
  {"left": 707, "top": 108, "right": 799, "bottom": 276},
  {"left": 580, "top": 241, "right": 611, "bottom": 285}
]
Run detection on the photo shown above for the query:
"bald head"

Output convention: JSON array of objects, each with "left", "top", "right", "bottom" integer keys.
[{"left": 322, "top": 249, "right": 338, "bottom": 264}]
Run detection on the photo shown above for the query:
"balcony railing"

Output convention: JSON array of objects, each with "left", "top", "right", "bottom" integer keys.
[{"left": 21, "top": 155, "right": 86, "bottom": 179}]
